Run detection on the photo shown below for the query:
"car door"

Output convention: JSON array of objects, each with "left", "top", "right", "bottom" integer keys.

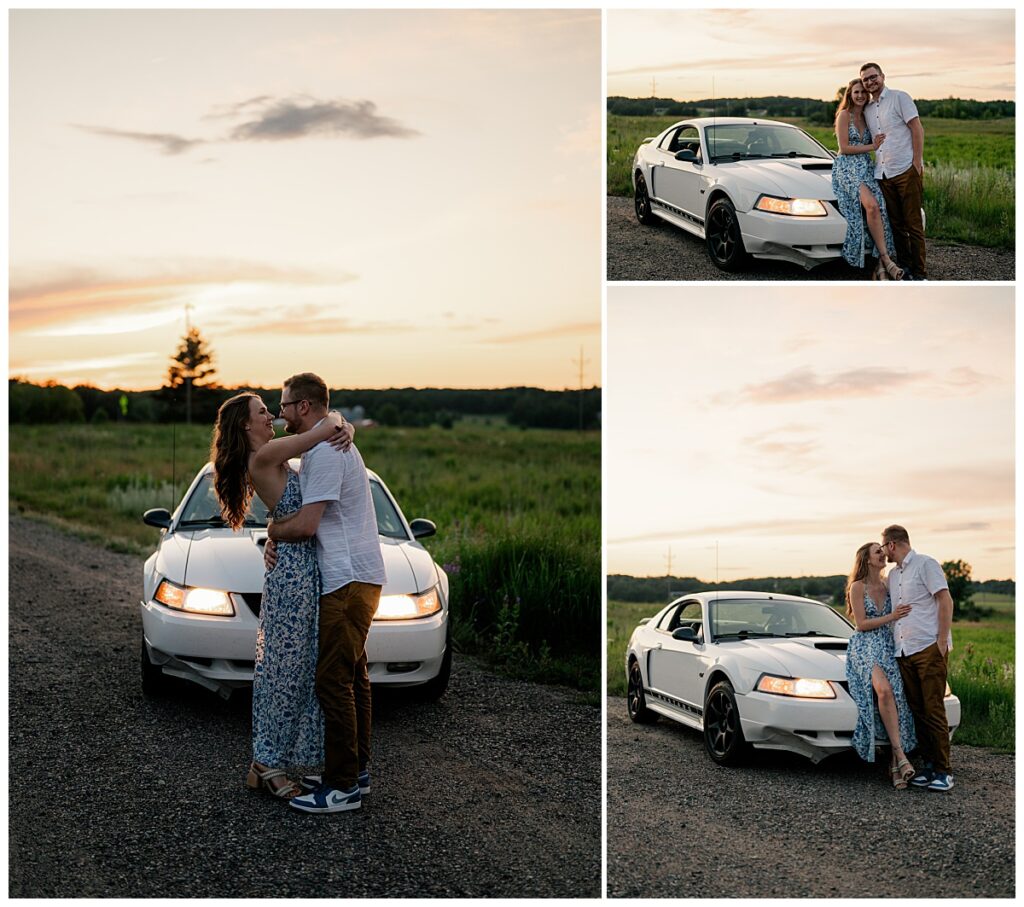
[
  {"left": 646, "top": 599, "right": 709, "bottom": 719},
  {"left": 647, "top": 125, "right": 705, "bottom": 228}
]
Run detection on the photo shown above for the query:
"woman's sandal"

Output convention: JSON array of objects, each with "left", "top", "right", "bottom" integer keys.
[
  {"left": 883, "top": 259, "right": 904, "bottom": 281},
  {"left": 890, "top": 757, "right": 913, "bottom": 789},
  {"left": 246, "top": 762, "right": 301, "bottom": 799}
]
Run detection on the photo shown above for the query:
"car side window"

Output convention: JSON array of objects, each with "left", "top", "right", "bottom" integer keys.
[
  {"left": 663, "top": 600, "right": 703, "bottom": 637},
  {"left": 662, "top": 126, "right": 701, "bottom": 158}
]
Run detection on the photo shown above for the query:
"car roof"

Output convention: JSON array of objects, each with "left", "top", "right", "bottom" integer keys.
[
  {"left": 668, "top": 116, "right": 795, "bottom": 129},
  {"left": 198, "top": 461, "right": 381, "bottom": 482},
  {"left": 670, "top": 590, "right": 825, "bottom": 607}
]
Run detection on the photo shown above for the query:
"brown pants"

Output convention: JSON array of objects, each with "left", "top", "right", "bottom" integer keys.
[
  {"left": 897, "top": 643, "right": 951, "bottom": 773},
  {"left": 316, "top": 581, "right": 381, "bottom": 789},
  {"left": 879, "top": 166, "right": 926, "bottom": 277}
]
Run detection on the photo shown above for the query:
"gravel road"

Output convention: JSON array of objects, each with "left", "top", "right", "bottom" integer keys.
[
  {"left": 607, "top": 196, "right": 1016, "bottom": 281},
  {"left": 8, "top": 514, "right": 601, "bottom": 898},
  {"left": 606, "top": 697, "right": 1014, "bottom": 898}
]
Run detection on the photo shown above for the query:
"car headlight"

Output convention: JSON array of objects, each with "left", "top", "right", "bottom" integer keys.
[
  {"left": 154, "top": 579, "right": 234, "bottom": 616},
  {"left": 755, "top": 195, "right": 828, "bottom": 217},
  {"left": 756, "top": 674, "right": 836, "bottom": 699},
  {"left": 375, "top": 587, "right": 441, "bottom": 621}
]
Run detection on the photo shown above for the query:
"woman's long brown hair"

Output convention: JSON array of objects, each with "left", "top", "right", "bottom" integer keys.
[
  {"left": 834, "top": 78, "right": 866, "bottom": 126},
  {"left": 844, "top": 542, "right": 875, "bottom": 620},
  {"left": 211, "top": 392, "right": 260, "bottom": 530}
]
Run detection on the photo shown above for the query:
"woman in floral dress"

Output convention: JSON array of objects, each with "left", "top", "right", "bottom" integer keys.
[
  {"left": 845, "top": 542, "right": 917, "bottom": 787},
  {"left": 832, "top": 78, "right": 903, "bottom": 279},
  {"left": 211, "top": 392, "right": 352, "bottom": 799}
]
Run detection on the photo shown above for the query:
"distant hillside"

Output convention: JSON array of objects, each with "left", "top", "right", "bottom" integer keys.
[
  {"left": 607, "top": 573, "right": 1015, "bottom": 606},
  {"left": 607, "top": 95, "right": 1015, "bottom": 124}
]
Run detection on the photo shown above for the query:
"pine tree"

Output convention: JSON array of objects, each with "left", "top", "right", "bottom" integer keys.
[{"left": 167, "top": 327, "right": 216, "bottom": 424}]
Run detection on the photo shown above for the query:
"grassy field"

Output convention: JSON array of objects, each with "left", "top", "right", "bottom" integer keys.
[
  {"left": 608, "top": 593, "right": 1014, "bottom": 751},
  {"left": 9, "top": 422, "right": 600, "bottom": 691},
  {"left": 607, "top": 115, "right": 1015, "bottom": 249}
]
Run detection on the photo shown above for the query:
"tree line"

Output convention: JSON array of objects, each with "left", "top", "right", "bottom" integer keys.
[
  {"left": 608, "top": 570, "right": 1014, "bottom": 620},
  {"left": 608, "top": 95, "right": 1015, "bottom": 123},
  {"left": 8, "top": 378, "right": 601, "bottom": 430}
]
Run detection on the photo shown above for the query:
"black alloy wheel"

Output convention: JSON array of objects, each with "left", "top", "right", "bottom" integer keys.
[
  {"left": 705, "top": 197, "right": 749, "bottom": 271},
  {"left": 703, "top": 679, "right": 748, "bottom": 765},
  {"left": 634, "top": 172, "right": 658, "bottom": 226},
  {"left": 627, "top": 659, "right": 658, "bottom": 724}
]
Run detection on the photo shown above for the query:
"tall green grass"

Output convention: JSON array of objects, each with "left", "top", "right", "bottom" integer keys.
[
  {"left": 10, "top": 422, "right": 600, "bottom": 690},
  {"left": 608, "top": 115, "right": 1015, "bottom": 249}
]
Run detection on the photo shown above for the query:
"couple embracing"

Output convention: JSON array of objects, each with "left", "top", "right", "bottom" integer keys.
[
  {"left": 845, "top": 525, "right": 953, "bottom": 792},
  {"left": 832, "top": 62, "right": 927, "bottom": 280},
  {"left": 211, "top": 372, "right": 386, "bottom": 814}
]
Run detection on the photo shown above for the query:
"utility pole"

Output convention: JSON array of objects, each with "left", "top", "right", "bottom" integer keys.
[
  {"left": 571, "top": 345, "right": 589, "bottom": 431},
  {"left": 664, "top": 545, "right": 673, "bottom": 601},
  {"left": 184, "top": 303, "right": 194, "bottom": 425}
]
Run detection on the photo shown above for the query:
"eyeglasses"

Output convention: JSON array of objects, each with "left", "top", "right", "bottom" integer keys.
[
  {"left": 861, "top": 73, "right": 881, "bottom": 83},
  {"left": 279, "top": 399, "right": 306, "bottom": 412}
]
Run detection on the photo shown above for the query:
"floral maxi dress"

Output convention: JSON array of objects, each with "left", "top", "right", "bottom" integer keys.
[
  {"left": 845, "top": 591, "right": 916, "bottom": 762},
  {"left": 831, "top": 122, "right": 895, "bottom": 268},
  {"left": 251, "top": 468, "right": 324, "bottom": 767}
]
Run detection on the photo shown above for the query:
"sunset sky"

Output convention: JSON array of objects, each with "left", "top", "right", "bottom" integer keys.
[
  {"left": 10, "top": 10, "right": 600, "bottom": 390},
  {"left": 607, "top": 9, "right": 1015, "bottom": 102},
  {"left": 606, "top": 286, "right": 1014, "bottom": 582}
]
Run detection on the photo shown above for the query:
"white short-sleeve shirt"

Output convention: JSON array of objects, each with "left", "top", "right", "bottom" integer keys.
[
  {"left": 298, "top": 434, "right": 386, "bottom": 595},
  {"left": 867, "top": 86, "right": 920, "bottom": 179},
  {"left": 888, "top": 549, "right": 951, "bottom": 657}
]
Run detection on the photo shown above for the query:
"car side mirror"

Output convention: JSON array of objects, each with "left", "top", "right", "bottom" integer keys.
[
  {"left": 143, "top": 508, "right": 172, "bottom": 529},
  {"left": 409, "top": 518, "right": 436, "bottom": 539},
  {"left": 672, "top": 626, "right": 698, "bottom": 642},
  {"left": 674, "top": 149, "right": 698, "bottom": 163}
]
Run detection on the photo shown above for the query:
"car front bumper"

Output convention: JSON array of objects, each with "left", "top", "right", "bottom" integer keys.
[
  {"left": 737, "top": 689, "right": 961, "bottom": 764},
  {"left": 737, "top": 207, "right": 847, "bottom": 269},
  {"left": 140, "top": 597, "right": 448, "bottom": 694}
]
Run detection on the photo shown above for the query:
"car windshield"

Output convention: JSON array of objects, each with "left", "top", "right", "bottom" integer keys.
[
  {"left": 710, "top": 598, "right": 853, "bottom": 640},
  {"left": 177, "top": 473, "right": 410, "bottom": 540},
  {"left": 705, "top": 124, "right": 831, "bottom": 162}
]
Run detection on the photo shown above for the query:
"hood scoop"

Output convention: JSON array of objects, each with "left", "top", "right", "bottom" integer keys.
[
  {"left": 802, "top": 162, "right": 833, "bottom": 171},
  {"left": 814, "top": 641, "right": 848, "bottom": 651}
]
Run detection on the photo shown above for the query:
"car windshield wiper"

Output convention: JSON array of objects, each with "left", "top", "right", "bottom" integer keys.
[
  {"left": 784, "top": 630, "right": 831, "bottom": 637},
  {"left": 770, "top": 151, "right": 831, "bottom": 160},
  {"left": 715, "top": 630, "right": 782, "bottom": 640},
  {"left": 178, "top": 517, "right": 228, "bottom": 528}
]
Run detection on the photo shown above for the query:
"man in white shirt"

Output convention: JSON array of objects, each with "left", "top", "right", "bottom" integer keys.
[
  {"left": 267, "top": 372, "right": 387, "bottom": 814},
  {"left": 860, "top": 62, "right": 927, "bottom": 279},
  {"left": 883, "top": 524, "right": 954, "bottom": 792}
]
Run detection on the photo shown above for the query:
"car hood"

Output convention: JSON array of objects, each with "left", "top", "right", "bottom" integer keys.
[
  {"left": 727, "top": 158, "right": 836, "bottom": 200},
  {"left": 723, "top": 637, "right": 849, "bottom": 681},
  {"left": 164, "top": 529, "right": 437, "bottom": 595}
]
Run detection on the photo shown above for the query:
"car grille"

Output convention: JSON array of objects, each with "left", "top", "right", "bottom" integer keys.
[{"left": 239, "top": 593, "right": 262, "bottom": 617}]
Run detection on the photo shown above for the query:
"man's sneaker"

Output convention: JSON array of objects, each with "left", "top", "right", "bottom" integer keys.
[
  {"left": 300, "top": 769, "right": 370, "bottom": 795},
  {"left": 289, "top": 783, "right": 361, "bottom": 813},
  {"left": 928, "top": 772, "right": 954, "bottom": 793},
  {"left": 910, "top": 765, "right": 934, "bottom": 788}
]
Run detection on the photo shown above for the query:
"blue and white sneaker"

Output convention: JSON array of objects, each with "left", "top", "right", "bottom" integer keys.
[
  {"left": 910, "top": 763, "right": 934, "bottom": 788},
  {"left": 300, "top": 769, "right": 370, "bottom": 795},
  {"left": 289, "top": 783, "right": 361, "bottom": 814},
  {"left": 928, "top": 772, "right": 954, "bottom": 793}
]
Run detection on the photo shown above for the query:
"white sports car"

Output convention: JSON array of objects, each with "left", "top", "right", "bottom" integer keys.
[
  {"left": 625, "top": 591, "right": 961, "bottom": 765},
  {"left": 632, "top": 117, "right": 847, "bottom": 271},
  {"left": 140, "top": 462, "right": 450, "bottom": 700}
]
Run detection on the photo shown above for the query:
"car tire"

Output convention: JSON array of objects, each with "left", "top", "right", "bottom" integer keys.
[
  {"left": 705, "top": 197, "right": 749, "bottom": 272},
  {"left": 141, "top": 637, "right": 173, "bottom": 697},
  {"left": 634, "top": 172, "right": 658, "bottom": 226},
  {"left": 416, "top": 622, "right": 452, "bottom": 701},
  {"left": 627, "top": 658, "right": 658, "bottom": 724},
  {"left": 703, "top": 679, "right": 749, "bottom": 765}
]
